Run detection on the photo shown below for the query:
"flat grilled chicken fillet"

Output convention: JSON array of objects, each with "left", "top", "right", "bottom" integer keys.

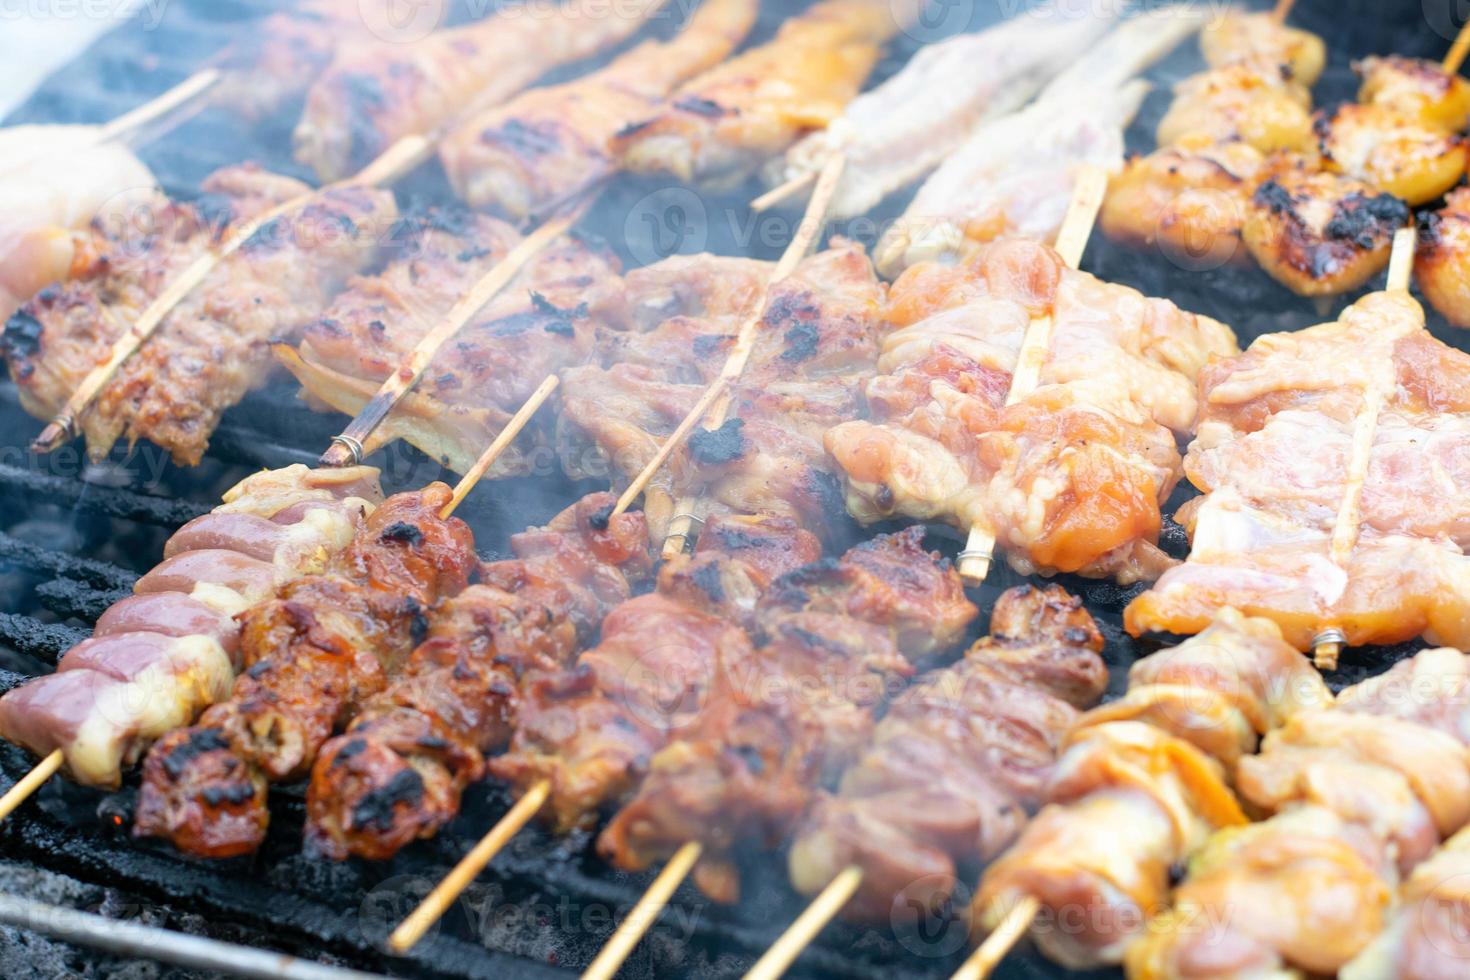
[
  {"left": 294, "top": 0, "right": 670, "bottom": 181},
  {"left": 441, "top": 0, "right": 757, "bottom": 219}
]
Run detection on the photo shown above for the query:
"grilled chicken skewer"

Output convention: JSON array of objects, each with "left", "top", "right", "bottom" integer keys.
[
  {"left": 209, "top": 0, "right": 369, "bottom": 123},
  {"left": 387, "top": 167, "right": 864, "bottom": 950},
  {"left": 130, "top": 407, "right": 567, "bottom": 857},
  {"left": 441, "top": 0, "right": 757, "bottom": 220},
  {"left": 294, "top": 0, "right": 670, "bottom": 182},
  {"left": 958, "top": 610, "right": 1329, "bottom": 979},
  {"left": 279, "top": 202, "right": 620, "bottom": 472},
  {"left": 613, "top": 0, "right": 921, "bottom": 187},
  {"left": 827, "top": 170, "right": 1237, "bottom": 586},
  {"left": 1125, "top": 228, "right": 1468, "bottom": 669},
  {"left": 753, "top": 0, "right": 1116, "bottom": 218},
  {"left": 874, "top": 7, "right": 1206, "bottom": 279},
  {"left": 0, "top": 464, "right": 382, "bottom": 816},
  {"left": 13, "top": 165, "right": 401, "bottom": 466},
  {"left": 1123, "top": 646, "right": 1470, "bottom": 979},
  {"left": 0, "top": 62, "right": 226, "bottom": 327}
]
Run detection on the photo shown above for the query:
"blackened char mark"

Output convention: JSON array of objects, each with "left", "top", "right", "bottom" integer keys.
[
  {"left": 160, "top": 728, "right": 232, "bottom": 781},
  {"left": 482, "top": 118, "right": 563, "bottom": 159},
  {"left": 673, "top": 97, "right": 727, "bottom": 118},
  {"left": 2, "top": 310, "right": 44, "bottom": 363},
  {"left": 349, "top": 767, "right": 426, "bottom": 832},
  {"left": 688, "top": 418, "right": 746, "bottom": 465}
]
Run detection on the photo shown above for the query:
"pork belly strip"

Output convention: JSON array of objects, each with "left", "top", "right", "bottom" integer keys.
[
  {"left": 0, "top": 464, "right": 382, "bottom": 788},
  {"left": 305, "top": 492, "right": 653, "bottom": 860},
  {"left": 827, "top": 237, "right": 1237, "bottom": 584},
  {"left": 132, "top": 485, "right": 477, "bottom": 858},
  {"left": 442, "top": 0, "right": 756, "bottom": 219},
  {"left": 598, "top": 526, "right": 978, "bottom": 904},
  {"left": 294, "top": 0, "right": 670, "bottom": 181},
  {"left": 1127, "top": 291, "right": 1470, "bottom": 650},
  {"left": 614, "top": 0, "right": 920, "bottom": 186},
  {"left": 279, "top": 208, "right": 625, "bottom": 474}
]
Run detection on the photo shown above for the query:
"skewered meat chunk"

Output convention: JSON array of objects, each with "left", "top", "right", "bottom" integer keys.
[
  {"left": 1099, "top": 138, "right": 1267, "bottom": 269},
  {"left": 1357, "top": 55, "right": 1470, "bottom": 130},
  {"left": 1342, "top": 821, "right": 1470, "bottom": 980},
  {"left": 1157, "top": 62, "right": 1314, "bottom": 155},
  {"left": 599, "top": 526, "right": 977, "bottom": 904},
  {"left": 487, "top": 518, "right": 818, "bottom": 834},
  {"left": 874, "top": 9, "right": 1202, "bottom": 278},
  {"left": 211, "top": 1, "right": 369, "bottom": 121},
  {"left": 1198, "top": 10, "right": 1326, "bottom": 85},
  {"left": 0, "top": 465, "right": 381, "bottom": 788},
  {"left": 1242, "top": 165, "right": 1411, "bottom": 296},
  {"left": 294, "top": 0, "right": 669, "bottom": 181},
  {"left": 1127, "top": 290, "right": 1470, "bottom": 651},
  {"left": 306, "top": 492, "right": 651, "bottom": 860},
  {"left": 785, "top": 585, "right": 1102, "bottom": 923},
  {"left": 6, "top": 164, "right": 296, "bottom": 433},
  {"left": 277, "top": 207, "right": 624, "bottom": 474},
  {"left": 1127, "top": 646, "right": 1470, "bottom": 979},
  {"left": 974, "top": 610, "right": 1319, "bottom": 970},
  {"left": 1318, "top": 101, "right": 1468, "bottom": 207},
  {"left": 560, "top": 241, "right": 885, "bottom": 542},
  {"left": 762, "top": 1, "right": 1114, "bottom": 219},
  {"left": 827, "top": 238, "right": 1237, "bottom": 583},
  {"left": 614, "top": 0, "right": 916, "bottom": 186},
  {"left": 0, "top": 125, "right": 161, "bottom": 324},
  {"left": 133, "top": 484, "right": 476, "bottom": 857},
  {"left": 441, "top": 0, "right": 756, "bottom": 219},
  {"left": 1416, "top": 187, "right": 1470, "bottom": 328}
]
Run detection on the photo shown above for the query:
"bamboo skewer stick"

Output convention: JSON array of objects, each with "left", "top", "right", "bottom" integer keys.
[
  {"left": 651, "top": 152, "right": 848, "bottom": 550},
  {"left": 1311, "top": 224, "right": 1416, "bottom": 671},
  {"left": 0, "top": 747, "right": 62, "bottom": 821},
  {"left": 955, "top": 165, "right": 1108, "bottom": 585},
  {"left": 580, "top": 841, "right": 704, "bottom": 980},
  {"left": 387, "top": 154, "right": 849, "bottom": 960},
  {"left": 30, "top": 133, "right": 438, "bottom": 455},
  {"left": 97, "top": 68, "right": 222, "bottom": 144},
  {"left": 321, "top": 197, "right": 594, "bottom": 467},
  {"left": 1445, "top": 17, "right": 1470, "bottom": 74},
  {"left": 387, "top": 781, "right": 550, "bottom": 953},
  {"left": 0, "top": 379, "right": 552, "bottom": 824},
  {"left": 1270, "top": 0, "right": 1296, "bottom": 25},
  {"left": 949, "top": 894, "right": 1041, "bottom": 980},
  {"left": 751, "top": 170, "right": 818, "bottom": 212},
  {"left": 741, "top": 867, "right": 864, "bottom": 980}
]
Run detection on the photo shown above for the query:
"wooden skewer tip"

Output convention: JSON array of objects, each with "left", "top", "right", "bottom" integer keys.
[
  {"left": 0, "top": 749, "right": 63, "bottom": 822},
  {"left": 1270, "top": 0, "right": 1297, "bottom": 24},
  {"left": 440, "top": 375, "right": 560, "bottom": 520},
  {"left": 751, "top": 170, "right": 818, "bottom": 212},
  {"left": 951, "top": 895, "right": 1041, "bottom": 980},
  {"left": 742, "top": 867, "right": 864, "bottom": 980},
  {"left": 388, "top": 779, "right": 551, "bottom": 953},
  {"left": 580, "top": 841, "right": 703, "bottom": 980},
  {"left": 1444, "top": 17, "right": 1470, "bottom": 75}
]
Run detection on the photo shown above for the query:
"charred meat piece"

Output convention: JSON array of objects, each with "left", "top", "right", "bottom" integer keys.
[
  {"left": 306, "top": 493, "right": 651, "bottom": 860},
  {"left": 133, "top": 485, "right": 476, "bottom": 858},
  {"left": 0, "top": 464, "right": 381, "bottom": 788},
  {"left": 598, "top": 527, "right": 977, "bottom": 904}
]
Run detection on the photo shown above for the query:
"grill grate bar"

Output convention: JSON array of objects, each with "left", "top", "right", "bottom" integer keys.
[
  {"left": 0, "top": 531, "right": 135, "bottom": 592},
  {"left": 34, "top": 580, "right": 127, "bottom": 625},
  {"left": 0, "top": 462, "right": 208, "bottom": 529},
  {"left": 0, "top": 613, "right": 88, "bottom": 666}
]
